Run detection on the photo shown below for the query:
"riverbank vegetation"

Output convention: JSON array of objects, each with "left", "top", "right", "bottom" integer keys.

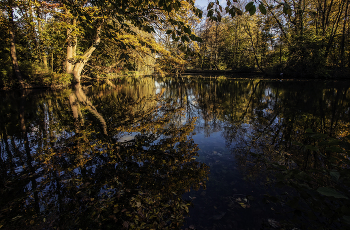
[
  {"left": 192, "top": 0, "right": 350, "bottom": 78},
  {"left": 0, "top": 0, "right": 202, "bottom": 89},
  {"left": 0, "top": 0, "right": 349, "bottom": 89}
]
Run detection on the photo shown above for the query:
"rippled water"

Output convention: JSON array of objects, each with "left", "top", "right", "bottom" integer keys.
[{"left": 1, "top": 76, "right": 350, "bottom": 229}]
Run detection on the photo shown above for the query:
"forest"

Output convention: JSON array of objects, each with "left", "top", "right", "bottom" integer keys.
[{"left": 0, "top": 0, "right": 349, "bottom": 89}]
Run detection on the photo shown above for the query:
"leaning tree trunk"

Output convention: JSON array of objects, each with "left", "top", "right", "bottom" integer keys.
[
  {"left": 66, "top": 18, "right": 77, "bottom": 74},
  {"left": 8, "top": 2, "right": 24, "bottom": 88},
  {"left": 72, "top": 23, "right": 102, "bottom": 83}
]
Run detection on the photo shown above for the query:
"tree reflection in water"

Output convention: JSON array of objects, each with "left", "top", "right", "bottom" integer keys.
[
  {"left": 165, "top": 77, "right": 350, "bottom": 229},
  {"left": 0, "top": 78, "right": 209, "bottom": 229},
  {"left": 2, "top": 76, "right": 350, "bottom": 229}
]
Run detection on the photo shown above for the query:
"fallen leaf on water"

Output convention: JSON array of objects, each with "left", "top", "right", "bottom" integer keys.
[
  {"left": 123, "top": 221, "right": 129, "bottom": 228},
  {"left": 238, "top": 202, "right": 250, "bottom": 208},
  {"left": 210, "top": 212, "right": 226, "bottom": 220},
  {"left": 268, "top": 219, "right": 280, "bottom": 228}
]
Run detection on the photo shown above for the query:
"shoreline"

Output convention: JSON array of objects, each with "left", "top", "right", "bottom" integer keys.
[{"left": 1, "top": 71, "right": 350, "bottom": 91}]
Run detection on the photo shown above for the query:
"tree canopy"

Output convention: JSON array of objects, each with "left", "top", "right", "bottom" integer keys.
[{"left": 0, "top": 0, "right": 348, "bottom": 89}]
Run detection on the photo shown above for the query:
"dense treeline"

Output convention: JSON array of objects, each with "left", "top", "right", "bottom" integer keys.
[
  {"left": 0, "top": 0, "right": 202, "bottom": 89},
  {"left": 193, "top": 0, "right": 350, "bottom": 78},
  {"left": 0, "top": 0, "right": 349, "bottom": 89}
]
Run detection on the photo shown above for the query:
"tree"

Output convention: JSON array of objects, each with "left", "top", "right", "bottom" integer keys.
[
  {"left": 1, "top": 0, "right": 24, "bottom": 87},
  {"left": 57, "top": 0, "right": 203, "bottom": 82}
]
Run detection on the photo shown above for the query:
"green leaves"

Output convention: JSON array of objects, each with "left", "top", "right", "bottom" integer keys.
[
  {"left": 283, "top": 3, "right": 292, "bottom": 16},
  {"left": 181, "top": 35, "right": 190, "bottom": 43},
  {"left": 183, "top": 26, "right": 191, "bottom": 35},
  {"left": 245, "top": 2, "right": 266, "bottom": 15},
  {"left": 207, "top": 2, "right": 214, "bottom": 10},
  {"left": 207, "top": 9, "right": 214, "bottom": 18},
  {"left": 258, "top": 3, "right": 267, "bottom": 15},
  {"left": 317, "top": 187, "right": 348, "bottom": 199},
  {"left": 142, "top": 25, "right": 155, "bottom": 33},
  {"left": 245, "top": 2, "right": 256, "bottom": 16},
  {"left": 190, "top": 34, "right": 202, "bottom": 42}
]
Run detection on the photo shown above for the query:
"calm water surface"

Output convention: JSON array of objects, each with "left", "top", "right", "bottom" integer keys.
[{"left": 1, "top": 76, "right": 350, "bottom": 230}]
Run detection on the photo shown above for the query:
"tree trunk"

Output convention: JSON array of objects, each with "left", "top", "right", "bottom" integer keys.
[
  {"left": 35, "top": 4, "right": 48, "bottom": 70},
  {"left": 245, "top": 23, "right": 265, "bottom": 73},
  {"left": 66, "top": 18, "right": 77, "bottom": 74},
  {"left": 8, "top": 2, "right": 24, "bottom": 88},
  {"left": 43, "top": 54, "right": 48, "bottom": 70},
  {"left": 324, "top": 0, "right": 345, "bottom": 60},
  {"left": 340, "top": 0, "right": 349, "bottom": 67},
  {"left": 72, "top": 23, "right": 102, "bottom": 83}
]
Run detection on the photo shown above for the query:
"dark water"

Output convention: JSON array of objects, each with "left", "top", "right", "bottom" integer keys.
[{"left": 1, "top": 76, "right": 350, "bottom": 230}]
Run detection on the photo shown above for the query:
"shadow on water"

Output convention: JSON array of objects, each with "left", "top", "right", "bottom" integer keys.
[{"left": 1, "top": 76, "right": 350, "bottom": 229}]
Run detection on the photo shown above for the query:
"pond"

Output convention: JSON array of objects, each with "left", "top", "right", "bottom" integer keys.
[{"left": 1, "top": 76, "right": 350, "bottom": 230}]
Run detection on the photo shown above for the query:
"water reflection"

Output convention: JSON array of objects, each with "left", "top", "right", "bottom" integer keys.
[
  {"left": 165, "top": 77, "right": 350, "bottom": 229},
  {"left": 0, "top": 79, "right": 209, "bottom": 229},
  {"left": 1, "top": 76, "right": 350, "bottom": 229}
]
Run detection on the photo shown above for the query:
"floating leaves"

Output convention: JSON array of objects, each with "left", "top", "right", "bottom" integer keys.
[
  {"left": 235, "top": 197, "right": 250, "bottom": 208},
  {"left": 209, "top": 212, "right": 226, "bottom": 220},
  {"left": 343, "top": 216, "right": 350, "bottom": 224},
  {"left": 227, "top": 194, "right": 251, "bottom": 209},
  {"left": 317, "top": 187, "right": 348, "bottom": 199},
  {"left": 267, "top": 219, "right": 280, "bottom": 228},
  {"left": 330, "top": 170, "right": 340, "bottom": 182}
]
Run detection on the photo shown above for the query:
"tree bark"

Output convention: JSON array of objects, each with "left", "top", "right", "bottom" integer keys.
[
  {"left": 36, "top": 7, "right": 48, "bottom": 70},
  {"left": 324, "top": 0, "right": 346, "bottom": 60},
  {"left": 340, "top": 0, "right": 349, "bottom": 67},
  {"left": 8, "top": 2, "right": 24, "bottom": 88},
  {"left": 66, "top": 18, "right": 77, "bottom": 74},
  {"left": 72, "top": 23, "right": 102, "bottom": 83}
]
